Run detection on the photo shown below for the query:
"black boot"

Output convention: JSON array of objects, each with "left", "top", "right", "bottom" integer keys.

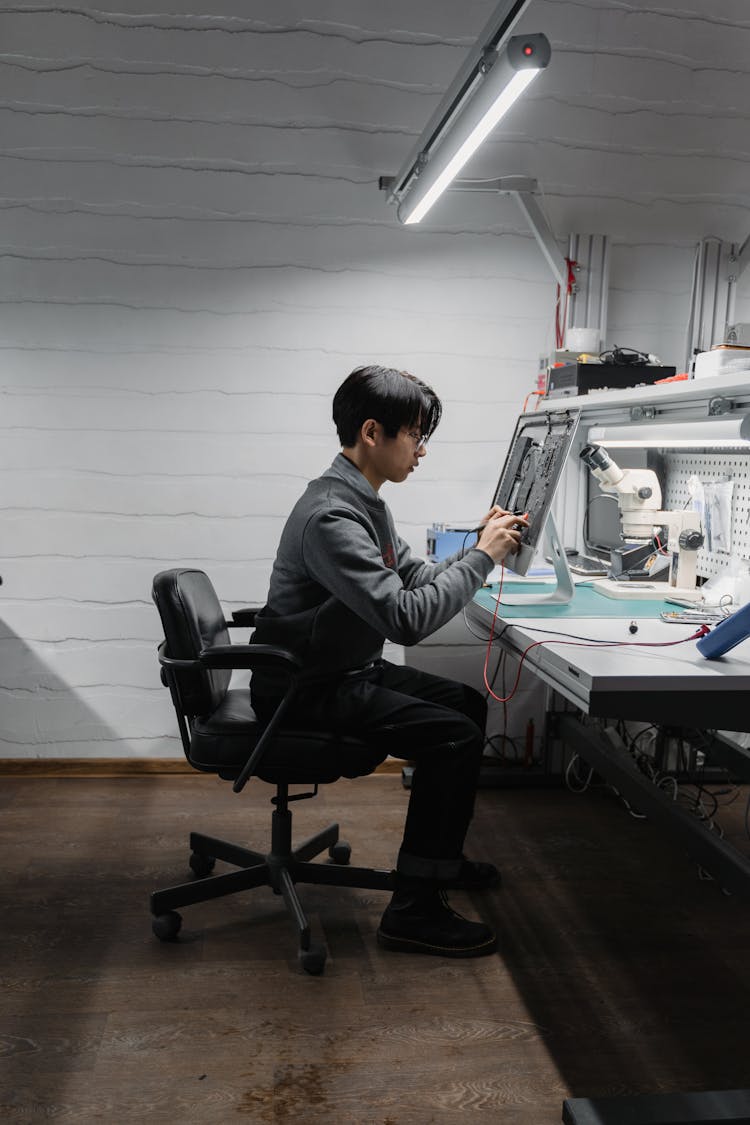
[
  {"left": 377, "top": 886, "right": 497, "bottom": 958},
  {"left": 442, "top": 856, "right": 501, "bottom": 891}
]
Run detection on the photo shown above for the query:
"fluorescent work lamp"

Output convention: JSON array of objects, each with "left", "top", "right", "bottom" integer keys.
[
  {"left": 397, "top": 34, "right": 551, "bottom": 226},
  {"left": 587, "top": 416, "right": 750, "bottom": 449}
]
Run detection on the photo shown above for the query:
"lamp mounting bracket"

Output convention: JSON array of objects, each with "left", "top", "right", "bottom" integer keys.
[
  {"left": 449, "top": 175, "right": 568, "bottom": 287},
  {"left": 630, "top": 406, "right": 656, "bottom": 421},
  {"left": 378, "top": 170, "right": 568, "bottom": 287}
]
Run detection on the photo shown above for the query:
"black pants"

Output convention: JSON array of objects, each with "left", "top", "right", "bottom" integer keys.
[{"left": 254, "top": 661, "right": 487, "bottom": 881}]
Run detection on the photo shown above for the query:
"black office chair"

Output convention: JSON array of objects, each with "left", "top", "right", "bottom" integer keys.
[{"left": 150, "top": 568, "right": 395, "bottom": 974}]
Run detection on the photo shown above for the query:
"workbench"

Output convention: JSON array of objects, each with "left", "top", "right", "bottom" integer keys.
[
  {"left": 471, "top": 579, "right": 750, "bottom": 1124},
  {"left": 470, "top": 579, "right": 750, "bottom": 896}
]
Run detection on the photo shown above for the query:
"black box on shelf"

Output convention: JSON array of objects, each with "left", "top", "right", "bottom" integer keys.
[{"left": 546, "top": 362, "right": 676, "bottom": 398}]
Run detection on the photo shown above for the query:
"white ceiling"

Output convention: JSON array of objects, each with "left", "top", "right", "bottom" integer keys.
[
  {"left": 1, "top": 0, "right": 746, "bottom": 249},
  {"left": 383, "top": 0, "right": 750, "bottom": 244}
]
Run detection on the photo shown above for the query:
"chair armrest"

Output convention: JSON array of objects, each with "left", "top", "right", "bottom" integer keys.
[
  {"left": 157, "top": 642, "right": 201, "bottom": 670},
  {"left": 228, "top": 607, "right": 260, "bottom": 627},
  {"left": 198, "top": 643, "right": 302, "bottom": 673}
]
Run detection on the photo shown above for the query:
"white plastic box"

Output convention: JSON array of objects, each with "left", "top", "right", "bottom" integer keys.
[{"left": 693, "top": 346, "right": 750, "bottom": 380}]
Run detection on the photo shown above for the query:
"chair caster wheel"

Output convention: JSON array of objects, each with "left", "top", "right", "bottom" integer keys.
[
  {"left": 301, "top": 942, "right": 327, "bottom": 975},
  {"left": 152, "top": 911, "right": 182, "bottom": 941},
  {"left": 328, "top": 840, "right": 351, "bottom": 865},
  {"left": 189, "top": 852, "right": 216, "bottom": 878}
]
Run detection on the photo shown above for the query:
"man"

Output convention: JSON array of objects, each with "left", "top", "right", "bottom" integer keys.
[{"left": 251, "top": 365, "right": 526, "bottom": 958}]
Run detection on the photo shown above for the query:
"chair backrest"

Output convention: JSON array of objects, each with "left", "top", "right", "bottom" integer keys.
[{"left": 152, "top": 568, "right": 232, "bottom": 717}]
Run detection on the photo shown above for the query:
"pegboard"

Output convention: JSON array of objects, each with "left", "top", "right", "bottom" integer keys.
[{"left": 664, "top": 452, "right": 750, "bottom": 579}]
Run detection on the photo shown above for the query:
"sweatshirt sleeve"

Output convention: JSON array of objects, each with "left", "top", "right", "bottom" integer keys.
[{"left": 301, "top": 506, "right": 493, "bottom": 646}]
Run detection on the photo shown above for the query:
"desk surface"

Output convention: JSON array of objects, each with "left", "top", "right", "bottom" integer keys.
[
  {"left": 474, "top": 581, "right": 669, "bottom": 619},
  {"left": 470, "top": 583, "right": 750, "bottom": 729}
]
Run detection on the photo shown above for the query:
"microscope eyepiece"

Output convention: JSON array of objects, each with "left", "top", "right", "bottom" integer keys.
[{"left": 579, "top": 443, "right": 612, "bottom": 472}]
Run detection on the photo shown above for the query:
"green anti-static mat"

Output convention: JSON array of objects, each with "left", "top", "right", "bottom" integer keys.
[{"left": 474, "top": 582, "right": 672, "bottom": 619}]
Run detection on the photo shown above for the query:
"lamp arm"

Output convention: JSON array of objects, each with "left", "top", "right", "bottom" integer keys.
[{"left": 510, "top": 190, "right": 568, "bottom": 288}]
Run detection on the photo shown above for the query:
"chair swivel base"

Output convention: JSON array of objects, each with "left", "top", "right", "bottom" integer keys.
[{"left": 151, "top": 818, "right": 395, "bottom": 974}]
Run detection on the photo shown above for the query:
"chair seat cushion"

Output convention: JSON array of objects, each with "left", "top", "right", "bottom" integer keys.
[{"left": 189, "top": 689, "right": 386, "bottom": 783}]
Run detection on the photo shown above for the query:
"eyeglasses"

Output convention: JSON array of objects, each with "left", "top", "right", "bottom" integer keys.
[{"left": 405, "top": 429, "right": 429, "bottom": 451}]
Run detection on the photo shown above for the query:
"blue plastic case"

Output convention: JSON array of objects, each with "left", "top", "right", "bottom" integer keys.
[{"left": 696, "top": 601, "right": 750, "bottom": 659}]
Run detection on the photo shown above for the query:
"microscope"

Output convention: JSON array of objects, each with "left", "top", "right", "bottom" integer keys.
[{"left": 580, "top": 444, "right": 704, "bottom": 592}]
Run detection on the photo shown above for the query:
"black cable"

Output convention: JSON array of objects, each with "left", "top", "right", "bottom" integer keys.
[
  {"left": 484, "top": 732, "right": 522, "bottom": 762},
  {"left": 599, "top": 345, "right": 650, "bottom": 365},
  {"left": 501, "top": 623, "right": 702, "bottom": 646}
]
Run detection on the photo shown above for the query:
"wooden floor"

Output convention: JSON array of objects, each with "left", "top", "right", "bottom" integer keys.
[{"left": 2, "top": 772, "right": 750, "bottom": 1123}]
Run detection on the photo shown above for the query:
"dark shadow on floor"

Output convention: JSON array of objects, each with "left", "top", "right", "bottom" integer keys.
[{"left": 471, "top": 782, "right": 750, "bottom": 1100}]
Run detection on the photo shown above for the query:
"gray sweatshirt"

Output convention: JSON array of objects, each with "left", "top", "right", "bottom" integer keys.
[{"left": 251, "top": 453, "right": 493, "bottom": 685}]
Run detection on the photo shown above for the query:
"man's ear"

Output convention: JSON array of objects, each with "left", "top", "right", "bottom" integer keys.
[{"left": 360, "top": 418, "right": 379, "bottom": 447}]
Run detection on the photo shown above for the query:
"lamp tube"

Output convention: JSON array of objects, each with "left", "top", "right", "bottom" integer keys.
[{"left": 397, "top": 33, "right": 551, "bottom": 226}]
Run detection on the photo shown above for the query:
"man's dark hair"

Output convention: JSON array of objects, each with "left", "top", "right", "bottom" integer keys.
[{"left": 332, "top": 365, "right": 442, "bottom": 448}]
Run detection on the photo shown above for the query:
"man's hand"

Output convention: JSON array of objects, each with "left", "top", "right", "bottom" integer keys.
[
  {"left": 477, "top": 504, "right": 512, "bottom": 526},
  {"left": 475, "top": 511, "right": 529, "bottom": 564}
]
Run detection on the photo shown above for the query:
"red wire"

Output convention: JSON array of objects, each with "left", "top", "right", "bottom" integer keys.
[
  {"left": 482, "top": 565, "right": 711, "bottom": 704},
  {"left": 555, "top": 258, "right": 579, "bottom": 350},
  {"left": 521, "top": 390, "right": 546, "bottom": 413}
]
